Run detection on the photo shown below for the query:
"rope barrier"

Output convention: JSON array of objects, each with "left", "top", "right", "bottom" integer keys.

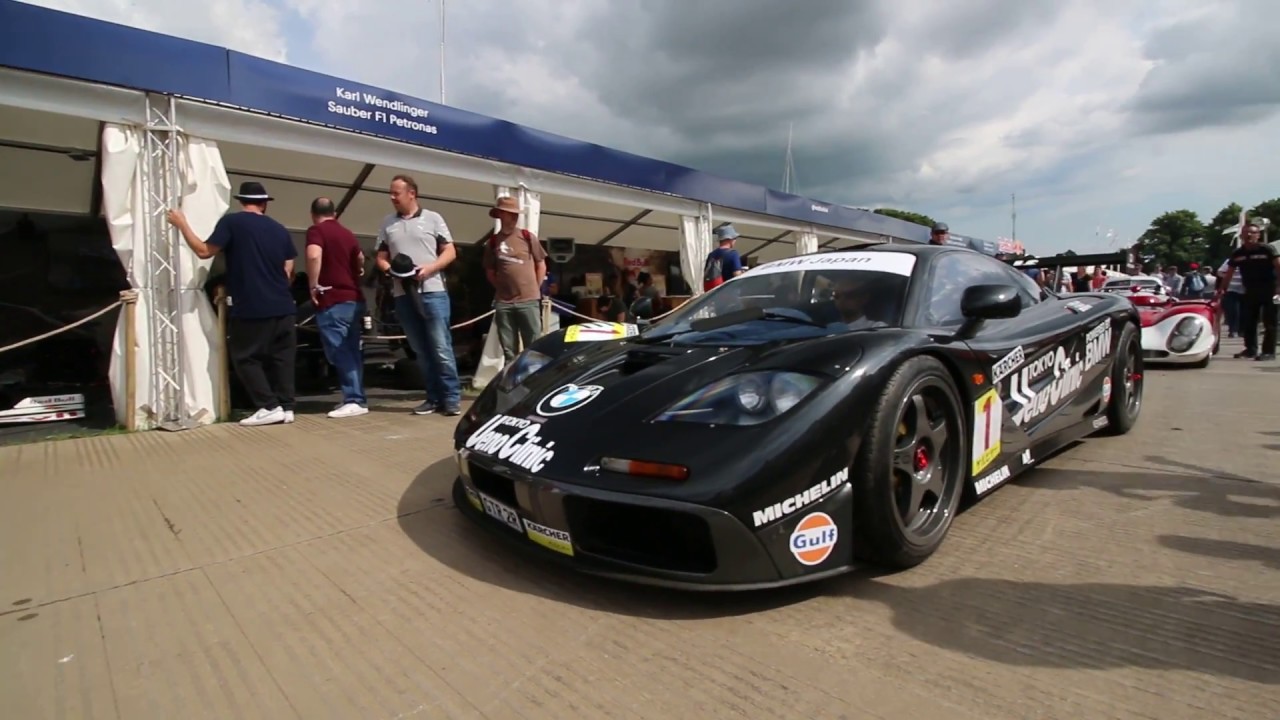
[
  {"left": 298, "top": 295, "right": 685, "bottom": 342},
  {"left": 0, "top": 300, "right": 124, "bottom": 355},
  {"left": 1, "top": 292, "right": 688, "bottom": 358},
  {"left": 297, "top": 308, "right": 497, "bottom": 341}
]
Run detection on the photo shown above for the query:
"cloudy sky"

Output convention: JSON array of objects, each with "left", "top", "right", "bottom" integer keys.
[{"left": 28, "top": 0, "right": 1280, "bottom": 253}]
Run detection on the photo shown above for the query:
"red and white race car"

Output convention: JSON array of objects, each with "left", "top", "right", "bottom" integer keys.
[{"left": 1098, "top": 276, "right": 1220, "bottom": 367}]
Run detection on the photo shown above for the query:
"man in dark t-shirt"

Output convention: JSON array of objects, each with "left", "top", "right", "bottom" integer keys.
[
  {"left": 167, "top": 181, "right": 299, "bottom": 425},
  {"left": 703, "top": 224, "right": 744, "bottom": 291},
  {"left": 1218, "top": 223, "right": 1280, "bottom": 360},
  {"left": 306, "top": 197, "right": 368, "bottom": 417}
]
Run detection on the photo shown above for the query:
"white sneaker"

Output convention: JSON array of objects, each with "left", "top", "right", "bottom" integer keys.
[
  {"left": 240, "top": 407, "right": 286, "bottom": 426},
  {"left": 327, "top": 403, "right": 369, "bottom": 419},
  {"left": 284, "top": 410, "right": 295, "bottom": 423}
]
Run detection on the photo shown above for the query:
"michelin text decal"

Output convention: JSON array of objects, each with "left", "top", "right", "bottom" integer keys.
[
  {"left": 752, "top": 468, "right": 849, "bottom": 527},
  {"left": 974, "top": 464, "right": 1011, "bottom": 495},
  {"left": 464, "top": 415, "right": 556, "bottom": 473}
]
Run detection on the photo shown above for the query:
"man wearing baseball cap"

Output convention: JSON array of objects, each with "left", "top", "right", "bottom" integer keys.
[
  {"left": 929, "top": 222, "right": 950, "bottom": 246},
  {"left": 167, "top": 180, "right": 299, "bottom": 426},
  {"left": 703, "top": 223, "right": 745, "bottom": 291}
]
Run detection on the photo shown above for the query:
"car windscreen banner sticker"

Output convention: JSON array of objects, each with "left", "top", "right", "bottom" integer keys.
[
  {"left": 971, "top": 388, "right": 1003, "bottom": 475},
  {"left": 563, "top": 321, "right": 639, "bottom": 343},
  {"left": 746, "top": 251, "right": 917, "bottom": 278}
]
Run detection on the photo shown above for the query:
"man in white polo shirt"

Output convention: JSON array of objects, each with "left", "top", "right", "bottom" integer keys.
[{"left": 374, "top": 174, "right": 462, "bottom": 416}]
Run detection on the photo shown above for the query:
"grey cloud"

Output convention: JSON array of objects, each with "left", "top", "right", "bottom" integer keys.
[
  {"left": 1128, "top": 2, "right": 1280, "bottom": 135},
  {"left": 913, "top": 0, "right": 1068, "bottom": 62}
]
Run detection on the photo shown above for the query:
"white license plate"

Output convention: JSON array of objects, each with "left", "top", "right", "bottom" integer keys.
[{"left": 478, "top": 491, "right": 522, "bottom": 533}]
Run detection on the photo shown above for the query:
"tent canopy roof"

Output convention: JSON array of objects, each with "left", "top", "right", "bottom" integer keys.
[{"left": 0, "top": 0, "right": 932, "bottom": 245}]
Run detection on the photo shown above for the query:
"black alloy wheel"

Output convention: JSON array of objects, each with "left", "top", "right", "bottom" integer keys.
[{"left": 852, "top": 356, "right": 966, "bottom": 569}]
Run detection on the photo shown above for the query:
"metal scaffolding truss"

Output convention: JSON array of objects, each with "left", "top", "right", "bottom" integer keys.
[{"left": 141, "top": 94, "right": 196, "bottom": 431}]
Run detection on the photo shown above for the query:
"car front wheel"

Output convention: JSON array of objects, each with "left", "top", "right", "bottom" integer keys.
[{"left": 851, "top": 355, "right": 967, "bottom": 570}]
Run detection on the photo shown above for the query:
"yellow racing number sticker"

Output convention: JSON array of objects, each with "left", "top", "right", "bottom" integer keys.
[
  {"left": 971, "top": 388, "right": 1003, "bottom": 475},
  {"left": 563, "top": 322, "right": 638, "bottom": 343}
]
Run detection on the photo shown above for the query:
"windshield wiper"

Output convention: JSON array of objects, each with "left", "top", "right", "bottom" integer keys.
[{"left": 689, "top": 306, "right": 825, "bottom": 332}]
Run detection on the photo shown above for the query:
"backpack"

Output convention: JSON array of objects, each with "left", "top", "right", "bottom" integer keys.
[
  {"left": 1186, "top": 272, "right": 1204, "bottom": 293},
  {"left": 703, "top": 251, "right": 723, "bottom": 285}
]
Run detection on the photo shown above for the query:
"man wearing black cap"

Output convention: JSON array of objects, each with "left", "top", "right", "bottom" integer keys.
[
  {"left": 1217, "top": 222, "right": 1280, "bottom": 360},
  {"left": 929, "top": 223, "right": 950, "bottom": 246},
  {"left": 167, "top": 180, "right": 299, "bottom": 426}
]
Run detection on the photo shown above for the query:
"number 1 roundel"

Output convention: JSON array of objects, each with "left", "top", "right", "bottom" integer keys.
[{"left": 971, "top": 388, "right": 1002, "bottom": 475}]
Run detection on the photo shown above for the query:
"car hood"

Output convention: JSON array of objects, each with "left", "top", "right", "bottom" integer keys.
[{"left": 456, "top": 326, "right": 917, "bottom": 497}]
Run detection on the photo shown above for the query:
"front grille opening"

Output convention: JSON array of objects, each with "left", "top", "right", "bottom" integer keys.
[
  {"left": 470, "top": 466, "right": 517, "bottom": 507},
  {"left": 563, "top": 496, "right": 717, "bottom": 574}
]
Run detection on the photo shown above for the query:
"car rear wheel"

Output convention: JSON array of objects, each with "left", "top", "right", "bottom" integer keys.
[
  {"left": 851, "top": 356, "right": 966, "bottom": 570},
  {"left": 1101, "top": 322, "right": 1143, "bottom": 435}
]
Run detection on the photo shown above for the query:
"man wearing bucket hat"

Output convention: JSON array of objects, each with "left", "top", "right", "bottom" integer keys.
[
  {"left": 374, "top": 174, "right": 462, "bottom": 416},
  {"left": 166, "top": 180, "right": 299, "bottom": 426},
  {"left": 483, "top": 195, "right": 548, "bottom": 362},
  {"left": 703, "top": 223, "right": 744, "bottom": 291}
]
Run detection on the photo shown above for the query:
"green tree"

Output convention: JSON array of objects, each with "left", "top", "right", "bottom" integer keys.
[
  {"left": 874, "top": 208, "right": 935, "bottom": 228},
  {"left": 1251, "top": 198, "right": 1280, "bottom": 241},
  {"left": 1137, "top": 209, "right": 1207, "bottom": 269},
  {"left": 1205, "top": 202, "right": 1244, "bottom": 264}
]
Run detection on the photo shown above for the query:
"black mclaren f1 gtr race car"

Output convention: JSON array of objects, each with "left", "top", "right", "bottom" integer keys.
[{"left": 451, "top": 244, "right": 1144, "bottom": 590}]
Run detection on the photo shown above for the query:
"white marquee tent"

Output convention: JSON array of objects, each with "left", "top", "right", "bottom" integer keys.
[{"left": 0, "top": 1, "right": 931, "bottom": 432}]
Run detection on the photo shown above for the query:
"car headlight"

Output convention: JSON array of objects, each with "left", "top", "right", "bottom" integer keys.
[
  {"left": 1167, "top": 316, "right": 1203, "bottom": 353},
  {"left": 498, "top": 349, "right": 552, "bottom": 391},
  {"left": 653, "top": 371, "right": 824, "bottom": 426}
]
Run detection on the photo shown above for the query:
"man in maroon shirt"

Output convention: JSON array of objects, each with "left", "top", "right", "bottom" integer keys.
[{"left": 306, "top": 197, "right": 368, "bottom": 417}]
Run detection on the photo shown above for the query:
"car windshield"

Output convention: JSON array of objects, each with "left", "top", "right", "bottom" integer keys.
[
  {"left": 1104, "top": 278, "right": 1160, "bottom": 292},
  {"left": 640, "top": 251, "right": 915, "bottom": 345}
]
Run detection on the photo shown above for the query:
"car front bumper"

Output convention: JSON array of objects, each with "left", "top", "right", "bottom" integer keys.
[{"left": 451, "top": 450, "right": 854, "bottom": 591}]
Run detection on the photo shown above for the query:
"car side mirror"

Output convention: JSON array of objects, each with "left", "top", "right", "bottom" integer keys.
[
  {"left": 954, "top": 284, "right": 1021, "bottom": 339},
  {"left": 962, "top": 284, "right": 1022, "bottom": 320}
]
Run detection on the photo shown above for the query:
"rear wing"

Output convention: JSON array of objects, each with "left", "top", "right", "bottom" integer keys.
[{"left": 1002, "top": 251, "right": 1131, "bottom": 270}]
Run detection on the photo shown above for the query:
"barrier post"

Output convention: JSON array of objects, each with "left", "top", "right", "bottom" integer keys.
[
  {"left": 119, "top": 289, "right": 139, "bottom": 432},
  {"left": 540, "top": 297, "right": 551, "bottom": 338},
  {"left": 215, "top": 288, "right": 231, "bottom": 421}
]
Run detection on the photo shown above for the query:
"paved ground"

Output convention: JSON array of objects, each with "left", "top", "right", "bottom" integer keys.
[{"left": 3, "top": 338, "right": 1278, "bottom": 720}]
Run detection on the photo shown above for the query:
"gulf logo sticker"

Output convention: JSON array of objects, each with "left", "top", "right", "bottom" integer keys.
[{"left": 789, "top": 512, "right": 838, "bottom": 566}]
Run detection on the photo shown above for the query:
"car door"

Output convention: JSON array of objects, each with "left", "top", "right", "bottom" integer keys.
[{"left": 914, "top": 252, "right": 1078, "bottom": 477}]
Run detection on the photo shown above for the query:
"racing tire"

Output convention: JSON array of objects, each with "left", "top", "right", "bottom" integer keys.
[
  {"left": 851, "top": 355, "right": 966, "bottom": 570},
  {"left": 1100, "top": 322, "right": 1143, "bottom": 436}
]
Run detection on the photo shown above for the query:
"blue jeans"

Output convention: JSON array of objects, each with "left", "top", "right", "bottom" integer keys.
[
  {"left": 315, "top": 301, "right": 367, "bottom": 406},
  {"left": 394, "top": 291, "right": 461, "bottom": 408}
]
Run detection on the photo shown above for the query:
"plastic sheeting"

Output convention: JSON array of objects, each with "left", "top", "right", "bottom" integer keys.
[
  {"left": 101, "top": 123, "right": 230, "bottom": 429},
  {"left": 679, "top": 207, "right": 714, "bottom": 297},
  {"left": 794, "top": 230, "right": 819, "bottom": 256}
]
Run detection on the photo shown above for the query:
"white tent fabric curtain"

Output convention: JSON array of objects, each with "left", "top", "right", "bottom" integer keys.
[
  {"left": 100, "top": 123, "right": 150, "bottom": 428},
  {"left": 679, "top": 204, "right": 714, "bottom": 296},
  {"left": 472, "top": 185, "right": 545, "bottom": 391},
  {"left": 100, "top": 124, "right": 229, "bottom": 429},
  {"left": 175, "top": 136, "right": 232, "bottom": 423},
  {"left": 794, "top": 229, "right": 819, "bottom": 256}
]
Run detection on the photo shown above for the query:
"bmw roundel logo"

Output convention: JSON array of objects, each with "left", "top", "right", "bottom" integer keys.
[{"left": 536, "top": 383, "right": 604, "bottom": 416}]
